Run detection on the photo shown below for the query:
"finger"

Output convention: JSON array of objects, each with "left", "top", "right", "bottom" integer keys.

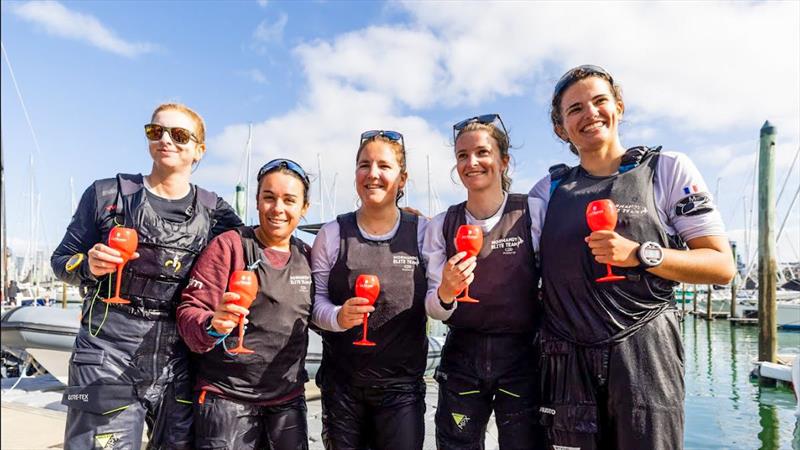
[
  {"left": 226, "top": 304, "right": 250, "bottom": 316},
  {"left": 346, "top": 297, "right": 369, "bottom": 306},
  {"left": 94, "top": 244, "right": 122, "bottom": 257},
  {"left": 222, "top": 292, "right": 241, "bottom": 303},
  {"left": 129, "top": 252, "right": 141, "bottom": 260},
  {"left": 349, "top": 306, "right": 375, "bottom": 314},
  {"left": 464, "top": 273, "right": 475, "bottom": 285},
  {"left": 447, "top": 252, "right": 468, "bottom": 267},
  {"left": 455, "top": 256, "right": 476, "bottom": 272}
]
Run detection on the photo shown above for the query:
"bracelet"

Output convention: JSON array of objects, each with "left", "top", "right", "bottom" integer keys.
[
  {"left": 206, "top": 319, "right": 229, "bottom": 339},
  {"left": 438, "top": 293, "right": 455, "bottom": 311}
]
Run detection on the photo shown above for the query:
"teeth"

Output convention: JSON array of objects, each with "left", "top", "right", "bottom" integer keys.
[{"left": 581, "top": 121, "right": 604, "bottom": 132}]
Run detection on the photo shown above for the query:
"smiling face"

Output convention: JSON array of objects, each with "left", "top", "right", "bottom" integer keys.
[
  {"left": 454, "top": 129, "right": 509, "bottom": 193},
  {"left": 355, "top": 140, "right": 407, "bottom": 208},
  {"left": 556, "top": 76, "right": 624, "bottom": 155},
  {"left": 256, "top": 171, "right": 308, "bottom": 244},
  {"left": 147, "top": 109, "right": 205, "bottom": 171}
]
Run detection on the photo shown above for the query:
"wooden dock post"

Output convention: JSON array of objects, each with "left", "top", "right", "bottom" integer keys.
[
  {"left": 705, "top": 284, "right": 713, "bottom": 321},
  {"left": 692, "top": 285, "right": 698, "bottom": 313},
  {"left": 681, "top": 283, "right": 686, "bottom": 313},
  {"left": 730, "top": 242, "right": 737, "bottom": 319},
  {"left": 61, "top": 282, "right": 67, "bottom": 309},
  {"left": 757, "top": 121, "right": 777, "bottom": 382}
]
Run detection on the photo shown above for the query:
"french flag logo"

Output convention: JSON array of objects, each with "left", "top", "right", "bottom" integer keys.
[{"left": 683, "top": 185, "right": 699, "bottom": 195}]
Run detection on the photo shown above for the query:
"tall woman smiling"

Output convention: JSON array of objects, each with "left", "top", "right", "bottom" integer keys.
[
  {"left": 51, "top": 103, "right": 242, "bottom": 449},
  {"left": 530, "top": 65, "right": 735, "bottom": 449}
]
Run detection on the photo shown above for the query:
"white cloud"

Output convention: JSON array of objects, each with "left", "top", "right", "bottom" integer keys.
[
  {"left": 201, "top": 1, "right": 799, "bottom": 224},
  {"left": 257, "top": 0, "right": 268, "bottom": 7},
  {"left": 399, "top": 1, "right": 800, "bottom": 135},
  {"left": 240, "top": 68, "right": 268, "bottom": 84},
  {"left": 11, "top": 1, "right": 156, "bottom": 58},
  {"left": 253, "top": 13, "right": 288, "bottom": 45}
]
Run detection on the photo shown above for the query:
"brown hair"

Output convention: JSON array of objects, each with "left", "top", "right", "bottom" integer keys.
[
  {"left": 549, "top": 66, "right": 623, "bottom": 155},
  {"left": 454, "top": 123, "right": 512, "bottom": 192},
  {"left": 151, "top": 103, "right": 206, "bottom": 144},
  {"left": 356, "top": 135, "right": 408, "bottom": 203}
]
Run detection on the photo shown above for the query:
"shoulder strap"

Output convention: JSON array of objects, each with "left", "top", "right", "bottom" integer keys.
[
  {"left": 195, "top": 186, "right": 218, "bottom": 211},
  {"left": 548, "top": 163, "right": 571, "bottom": 195},
  {"left": 236, "top": 226, "right": 259, "bottom": 268},
  {"left": 93, "top": 173, "right": 143, "bottom": 225},
  {"left": 619, "top": 146, "right": 662, "bottom": 173}
]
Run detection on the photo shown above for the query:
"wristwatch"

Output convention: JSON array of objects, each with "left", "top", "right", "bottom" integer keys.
[
  {"left": 65, "top": 253, "right": 85, "bottom": 272},
  {"left": 637, "top": 241, "right": 664, "bottom": 268}
]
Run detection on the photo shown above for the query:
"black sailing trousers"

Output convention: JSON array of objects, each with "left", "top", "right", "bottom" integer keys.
[
  {"left": 193, "top": 392, "right": 308, "bottom": 450},
  {"left": 434, "top": 330, "right": 543, "bottom": 450},
  {"left": 320, "top": 380, "right": 426, "bottom": 450},
  {"left": 62, "top": 305, "right": 193, "bottom": 450},
  {"left": 538, "top": 310, "right": 685, "bottom": 450}
]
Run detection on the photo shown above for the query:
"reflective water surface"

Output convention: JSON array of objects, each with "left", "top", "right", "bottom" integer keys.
[{"left": 682, "top": 314, "right": 799, "bottom": 449}]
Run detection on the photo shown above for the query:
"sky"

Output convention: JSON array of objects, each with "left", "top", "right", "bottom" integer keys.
[{"left": 2, "top": 0, "right": 799, "bottom": 272}]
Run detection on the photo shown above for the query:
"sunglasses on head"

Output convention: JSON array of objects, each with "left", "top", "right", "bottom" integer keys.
[
  {"left": 359, "top": 130, "right": 404, "bottom": 149},
  {"left": 553, "top": 64, "right": 613, "bottom": 98},
  {"left": 257, "top": 158, "right": 310, "bottom": 185},
  {"left": 452, "top": 113, "right": 508, "bottom": 143},
  {"left": 144, "top": 123, "right": 199, "bottom": 145}
]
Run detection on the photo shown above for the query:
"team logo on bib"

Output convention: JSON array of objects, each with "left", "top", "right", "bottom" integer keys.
[
  {"left": 615, "top": 203, "right": 648, "bottom": 216},
  {"left": 490, "top": 236, "right": 524, "bottom": 255},
  {"left": 290, "top": 275, "right": 312, "bottom": 293},
  {"left": 392, "top": 255, "right": 419, "bottom": 272}
]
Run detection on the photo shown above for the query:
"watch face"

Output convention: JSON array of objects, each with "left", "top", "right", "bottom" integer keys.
[
  {"left": 643, "top": 247, "right": 661, "bottom": 260},
  {"left": 641, "top": 243, "right": 663, "bottom": 265},
  {"left": 66, "top": 253, "right": 85, "bottom": 272}
]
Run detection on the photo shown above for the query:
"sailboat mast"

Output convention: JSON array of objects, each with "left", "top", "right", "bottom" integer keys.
[
  {"left": 318, "top": 153, "right": 324, "bottom": 222},
  {"left": 244, "top": 123, "right": 253, "bottom": 225},
  {"left": 1, "top": 127, "right": 6, "bottom": 290}
]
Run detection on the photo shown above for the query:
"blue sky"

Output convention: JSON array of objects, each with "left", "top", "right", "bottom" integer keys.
[{"left": 2, "top": 0, "right": 799, "bottom": 268}]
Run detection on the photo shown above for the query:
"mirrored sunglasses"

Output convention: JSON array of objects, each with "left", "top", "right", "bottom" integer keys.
[{"left": 144, "top": 123, "right": 199, "bottom": 145}]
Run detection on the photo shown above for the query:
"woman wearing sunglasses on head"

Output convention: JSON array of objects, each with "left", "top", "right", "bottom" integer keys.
[
  {"left": 177, "top": 159, "right": 313, "bottom": 450},
  {"left": 530, "top": 65, "right": 735, "bottom": 450},
  {"left": 424, "top": 114, "right": 544, "bottom": 450},
  {"left": 310, "top": 130, "right": 428, "bottom": 450},
  {"left": 50, "top": 103, "right": 243, "bottom": 449}
]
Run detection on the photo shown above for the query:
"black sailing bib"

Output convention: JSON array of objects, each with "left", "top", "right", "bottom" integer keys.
[
  {"left": 196, "top": 227, "right": 312, "bottom": 402},
  {"left": 94, "top": 173, "right": 215, "bottom": 317},
  {"left": 442, "top": 193, "right": 541, "bottom": 334},
  {"left": 321, "top": 211, "right": 428, "bottom": 387},
  {"left": 540, "top": 147, "right": 683, "bottom": 346}
]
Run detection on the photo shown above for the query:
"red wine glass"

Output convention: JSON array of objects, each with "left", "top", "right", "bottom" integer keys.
[
  {"left": 454, "top": 225, "right": 483, "bottom": 303},
  {"left": 586, "top": 199, "right": 626, "bottom": 283},
  {"left": 104, "top": 227, "right": 138, "bottom": 304},
  {"left": 353, "top": 274, "right": 380, "bottom": 346},
  {"left": 226, "top": 270, "right": 259, "bottom": 354}
]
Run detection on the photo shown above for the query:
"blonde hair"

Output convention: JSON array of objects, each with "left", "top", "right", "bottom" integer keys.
[
  {"left": 151, "top": 103, "right": 206, "bottom": 144},
  {"left": 454, "top": 123, "right": 511, "bottom": 192},
  {"left": 356, "top": 135, "right": 408, "bottom": 203}
]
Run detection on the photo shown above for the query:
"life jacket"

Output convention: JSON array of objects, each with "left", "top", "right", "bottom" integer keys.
[
  {"left": 540, "top": 146, "right": 685, "bottom": 346},
  {"left": 91, "top": 173, "right": 217, "bottom": 319},
  {"left": 442, "top": 193, "right": 541, "bottom": 334}
]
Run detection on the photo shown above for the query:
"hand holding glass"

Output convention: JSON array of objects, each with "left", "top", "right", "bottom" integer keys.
[
  {"left": 353, "top": 274, "right": 380, "bottom": 347},
  {"left": 454, "top": 225, "right": 483, "bottom": 303},
  {"left": 585, "top": 199, "right": 626, "bottom": 283},
  {"left": 226, "top": 271, "right": 259, "bottom": 354},
  {"left": 103, "top": 227, "right": 139, "bottom": 304}
]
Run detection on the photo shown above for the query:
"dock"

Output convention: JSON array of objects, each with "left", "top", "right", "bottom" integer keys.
[{"left": 1, "top": 375, "right": 501, "bottom": 450}]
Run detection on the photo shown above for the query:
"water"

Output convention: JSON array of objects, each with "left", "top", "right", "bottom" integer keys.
[{"left": 683, "top": 314, "right": 799, "bottom": 449}]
